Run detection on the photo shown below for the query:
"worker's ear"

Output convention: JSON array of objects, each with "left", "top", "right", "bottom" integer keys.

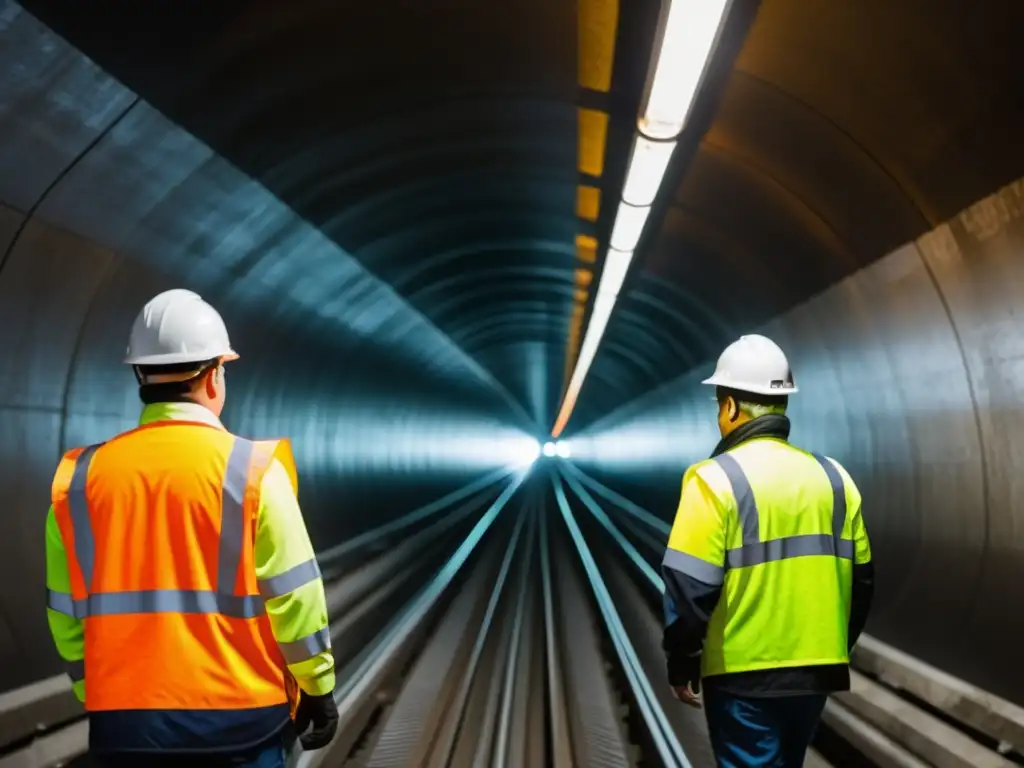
[
  {"left": 726, "top": 395, "right": 740, "bottom": 422},
  {"left": 203, "top": 365, "right": 222, "bottom": 398}
]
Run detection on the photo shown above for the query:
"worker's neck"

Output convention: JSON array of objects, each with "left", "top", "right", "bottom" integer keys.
[
  {"left": 721, "top": 414, "right": 754, "bottom": 439},
  {"left": 147, "top": 396, "right": 217, "bottom": 415}
]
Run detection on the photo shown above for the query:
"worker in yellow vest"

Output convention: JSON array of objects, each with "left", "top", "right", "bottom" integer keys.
[
  {"left": 45, "top": 289, "right": 339, "bottom": 766},
  {"left": 662, "top": 335, "right": 874, "bottom": 767}
]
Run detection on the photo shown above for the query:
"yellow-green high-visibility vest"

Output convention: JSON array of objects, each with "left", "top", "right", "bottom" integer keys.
[{"left": 664, "top": 437, "right": 872, "bottom": 678}]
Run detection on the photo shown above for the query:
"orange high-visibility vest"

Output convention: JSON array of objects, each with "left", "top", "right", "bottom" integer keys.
[{"left": 51, "top": 419, "right": 298, "bottom": 748}]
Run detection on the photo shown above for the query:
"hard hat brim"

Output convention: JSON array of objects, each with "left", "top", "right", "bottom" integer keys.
[
  {"left": 124, "top": 349, "right": 240, "bottom": 366},
  {"left": 702, "top": 374, "right": 798, "bottom": 396}
]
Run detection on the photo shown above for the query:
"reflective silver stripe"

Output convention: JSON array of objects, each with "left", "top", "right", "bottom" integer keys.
[
  {"left": 727, "top": 533, "right": 833, "bottom": 568},
  {"left": 218, "top": 438, "right": 254, "bottom": 592},
  {"left": 47, "top": 589, "right": 76, "bottom": 616},
  {"left": 716, "top": 450, "right": 856, "bottom": 571},
  {"left": 66, "top": 659, "right": 85, "bottom": 682},
  {"left": 713, "top": 453, "right": 759, "bottom": 545},
  {"left": 64, "top": 436, "right": 264, "bottom": 620},
  {"left": 259, "top": 558, "right": 321, "bottom": 599},
  {"left": 68, "top": 444, "right": 102, "bottom": 590},
  {"left": 663, "top": 546, "right": 725, "bottom": 586},
  {"left": 76, "top": 589, "right": 264, "bottom": 618},
  {"left": 277, "top": 626, "right": 331, "bottom": 664},
  {"left": 810, "top": 453, "right": 847, "bottom": 540}
]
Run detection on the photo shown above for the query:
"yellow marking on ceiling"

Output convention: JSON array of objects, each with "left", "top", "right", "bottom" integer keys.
[
  {"left": 578, "top": 0, "right": 619, "bottom": 93},
  {"left": 564, "top": 0, "right": 619, "bottom": 413},
  {"left": 576, "top": 234, "right": 598, "bottom": 263},
  {"left": 576, "top": 184, "right": 602, "bottom": 222},
  {"left": 578, "top": 108, "right": 609, "bottom": 178}
]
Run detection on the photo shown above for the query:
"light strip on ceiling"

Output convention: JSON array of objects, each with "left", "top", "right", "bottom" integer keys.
[{"left": 552, "top": 0, "right": 733, "bottom": 438}]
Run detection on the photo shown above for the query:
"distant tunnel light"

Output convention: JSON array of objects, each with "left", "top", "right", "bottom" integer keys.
[
  {"left": 513, "top": 437, "right": 542, "bottom": 466},
  {"left": 552, "top": 0, "right": 733, "bottom": 439},
  {"left": 542, "top": 441, "right": 572, "bottom": 459}
]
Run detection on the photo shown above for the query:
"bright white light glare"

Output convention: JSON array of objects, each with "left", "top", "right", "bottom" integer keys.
[
  {"left": 331, "top": 418, "right": 545, "bottom": 472},
  {"left": 554, "top": 440, "right": 573, "bottom": 459},
  {"left": 609, "top": 202, "right": 652, "bottom": 253},
  {"left": 640, "top": 0, "right": 731, "bottom": 140},
  {"left": 599, "top": 249, "right": 634, "bottom": 298},
  {"left": 570, "top": 422, "right": 705, "bottom": 467},
  {"left": 622, "top": 136, "right": 678, "bottom": 206},
  {"left": 510, "top": 437, "right": 542, "bottom": 466},
  {"left": 542, "top": 441, "right": 557, "bottom": 457},
  {"left": 569, "top": 393, "right": 719, "bottom": 468}
]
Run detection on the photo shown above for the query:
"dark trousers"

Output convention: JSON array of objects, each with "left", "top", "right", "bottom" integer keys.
[
  {"left": 92, "top": 730, "right": 294, "bottom": 768},
  {"left": 704, "top": 689, "right": 827, "bottom": 768}
]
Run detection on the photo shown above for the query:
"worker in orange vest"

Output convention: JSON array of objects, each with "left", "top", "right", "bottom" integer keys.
[{"left": 44, "top": 289, "right": 339, "bottom": 766}]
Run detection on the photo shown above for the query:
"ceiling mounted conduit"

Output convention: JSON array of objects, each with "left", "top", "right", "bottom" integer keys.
[{"left": 553, "top": 0, "right": 735, "bottom": 437}]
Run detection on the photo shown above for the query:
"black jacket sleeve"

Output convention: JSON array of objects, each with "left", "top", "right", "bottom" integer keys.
[
  {"left": 848, "top": 561, "right": 874, "bottom": 651},
  {"left": 662, "top": 565, "right": 722, "bottom": 687}
]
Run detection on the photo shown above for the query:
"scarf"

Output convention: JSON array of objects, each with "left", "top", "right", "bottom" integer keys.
[{"left": 709, "top": 413, "right": 791, "bottom": 459}]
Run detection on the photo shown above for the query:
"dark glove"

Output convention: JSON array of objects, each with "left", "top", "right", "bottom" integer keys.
[
  {"left": 667, "top": 651, "right": 703, "bottom": 709},
  {"left": 663, "top": 621, "right": 701, "bottom": 689},
  {"left": 294, "top": 691, "right": 339, "bottom": 750},
  {"left": 666, "top": 649, "right": 702, "bottom": 689}
]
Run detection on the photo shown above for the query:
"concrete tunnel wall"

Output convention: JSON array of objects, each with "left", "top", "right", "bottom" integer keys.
[
  {"left": 573, "top": 179, "right": 1024, "bottom": 706},
  {"left": 0, "top": 3, "right": 533, "bottom": 694}
]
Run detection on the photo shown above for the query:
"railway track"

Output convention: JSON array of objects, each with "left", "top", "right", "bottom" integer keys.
[{"left": 2, "top": 464, "right": 1022, "bottom": 768}]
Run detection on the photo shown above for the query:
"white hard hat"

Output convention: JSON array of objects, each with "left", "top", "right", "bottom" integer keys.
[
  {"left": 124, "top": 289, "right": 239, "bottom": 366},
  {"left": 702, "top": 334, "right": 798, "bottom": 396}
]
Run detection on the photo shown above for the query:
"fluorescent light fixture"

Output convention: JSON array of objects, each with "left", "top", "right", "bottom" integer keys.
[
  {"left": 542, "top": 441, "right": 557, "bottom": 457},
  {"left": 569, "top": 291, "right": 616, "bottom": 386},
  {"left": 609, "top": 202, "right": 652, "bottom": 253},
  {"left": 587, "top": 290, "right": 617, "bottom": 338},
  {"left": 622, "top": 136, "right": 677, "bottom": 206},
  {"left": 640, "top": 0, "right": 731, "bottom": 140},
  {"left": 553, "top": 0, "right": 733, "bottom": 437},
  {"left": 599, "top": 249, "right": 634, "bottom": 298},
  {"left": 552, "top": 290, "right": 618, "bottom": 436}
]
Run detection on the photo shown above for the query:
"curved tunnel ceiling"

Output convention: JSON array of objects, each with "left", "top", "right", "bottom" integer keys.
[
  {"left": 2, "top": 0, "right": 1024, "bottom": 715},
  {"left": 12, "top": 0, "right": 646, "bottom": 430},
  {"left": 11, "top": 0, "right": 1024, "bottom": 425}
]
